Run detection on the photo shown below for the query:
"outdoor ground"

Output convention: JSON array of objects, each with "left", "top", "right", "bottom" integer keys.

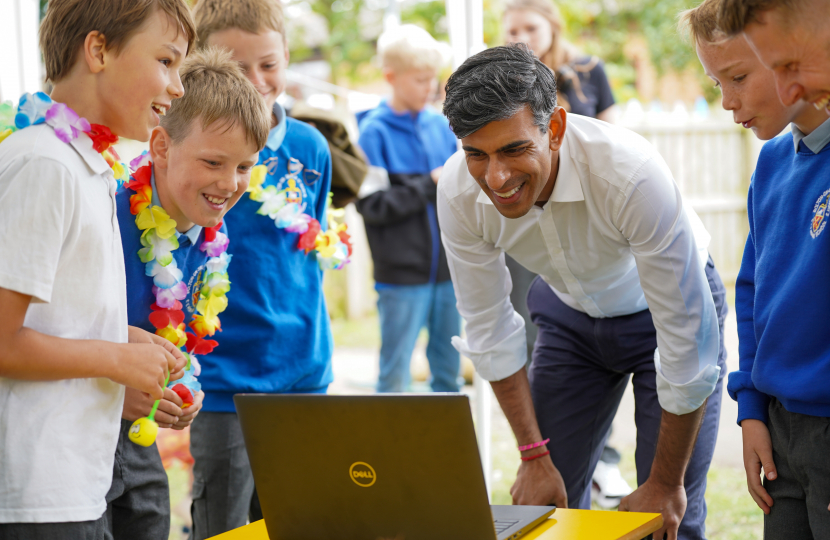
[{"left": 163, "top": 292, "right": 763, "bottom": 540}]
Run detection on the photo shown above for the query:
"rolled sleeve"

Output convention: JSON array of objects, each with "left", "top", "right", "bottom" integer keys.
[
  {"left": 615, "top": 156, "right": 720, "bottom": 415},
  {"left": 0, "top": 156, "right": 75, "bottom": 303},
  {"left": 437, "top": 177, "right": 526, "bottom": 382}
]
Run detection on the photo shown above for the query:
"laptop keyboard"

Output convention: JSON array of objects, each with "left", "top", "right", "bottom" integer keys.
[{"left": 494, "top": 519, "right": 520, "bottom": 534}]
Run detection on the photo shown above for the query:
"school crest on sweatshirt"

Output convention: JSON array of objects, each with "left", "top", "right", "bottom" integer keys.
[{"left": 810, "top": 189, "right": 830, "bottom": 239}]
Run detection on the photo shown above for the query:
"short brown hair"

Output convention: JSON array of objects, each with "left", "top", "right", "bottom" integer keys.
[
  {"left": 718, "top": 0, "right": 798, "bottom": 35},
  {"left": 192, "top": 0, "right": 285, "bottom": 49},
  {"left": 39, "top": 0, "right": 196, "bottom": 83},
  {"left": 161, "top": 46, "right": 270, "bottom": 150},
  {"left": 679, "top": 0, "right": 728, "bottom": 44}
]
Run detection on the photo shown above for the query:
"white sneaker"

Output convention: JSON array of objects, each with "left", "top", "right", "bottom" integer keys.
[{"left": 591, "top": 460, "right": 633, "bottom": 509}]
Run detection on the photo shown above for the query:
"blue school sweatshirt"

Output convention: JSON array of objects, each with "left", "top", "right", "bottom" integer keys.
[
  {"left": 727, "top": 121, "right": 830, "bottom": 424},
  {"left": 199, "top": 108, "right": 334, "bottom": 412},
  {"left": 117, "top": 171, "right": 226, "bottom": 334}
]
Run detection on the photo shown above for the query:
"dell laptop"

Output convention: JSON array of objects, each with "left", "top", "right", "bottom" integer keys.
[{"left": 234, "top": 394, "right": 555, "bottom": 540}]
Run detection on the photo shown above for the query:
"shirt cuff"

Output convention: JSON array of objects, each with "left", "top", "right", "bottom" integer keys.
[
  {"left": 451, "top": 313, "right": 527, "bottom": 381},
  {"left": 727, "top": 371, "right": 771, "bottom": 425},
  {"left": 654, "top": 348, "right": 720, "bottom": 415}
]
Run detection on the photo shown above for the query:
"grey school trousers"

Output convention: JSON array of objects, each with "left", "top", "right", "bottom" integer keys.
[
  {"left": 103, "top": 420, "right": 170, "bottom": 540},
  {"left": 527, "top": 256, "right": 727, "bottom": 540},
  {"left": 189, "top": 412, "right": 262, "bottom": 540},
  {"left": 764, "top": 398, "right": 830, "bottom": 539}
]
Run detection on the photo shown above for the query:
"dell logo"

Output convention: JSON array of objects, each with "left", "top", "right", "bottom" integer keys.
[{"left": 349, "top": 462, "right": 377, "bottom": 487}]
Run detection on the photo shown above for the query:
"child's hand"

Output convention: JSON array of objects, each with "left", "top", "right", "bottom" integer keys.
[
  {"left": 127, "top": 326, "right": 187, "bottom": 382},
  {"left": 741, "top": 419, "right": 777, "bottom": 514},
  {"left": 123, "top": 387, "right": 184, "bottom": 427},
  {"left": 113, "top": 342, "right": 179, "bottom": 400},
  {"left": 170, "top": 391, "right": 204, "bottom": 430}
]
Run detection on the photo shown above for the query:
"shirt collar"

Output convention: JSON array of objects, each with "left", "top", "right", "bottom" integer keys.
[
  {"left": 792, "top": 116, "right": 830, "bottom": 153},
  {"left": 474, "top": 132, "right": 585, "bottom": 206},
  {"left": 150, "top": 168, "right": 203, "bottom": 245},
  {"left": 265, "top": 102, "right": 288, "bottom": 151},
  {"left": 68, "top": 131, "right": 110, "bottom": 176}
]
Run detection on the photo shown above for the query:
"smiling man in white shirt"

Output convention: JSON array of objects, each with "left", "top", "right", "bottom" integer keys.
[{"left": 438, "top": 44, "right": 727, "bottom": 540}]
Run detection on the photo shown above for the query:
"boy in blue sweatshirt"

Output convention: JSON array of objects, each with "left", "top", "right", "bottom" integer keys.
[
  {"left": 356, "top": 25, "right": 461, "bottom": 393},
  {"left": 685, "top": 5, "right": 830, "bottom": 534},
  {"left": 726, "top": 64, "right": 830, "bottom": 540},
  {"left": 191, "top": 1, "right": 343, "bottom": 537},
  {"left": 111, "top": 48, "right": 269, "bottom": 540}
]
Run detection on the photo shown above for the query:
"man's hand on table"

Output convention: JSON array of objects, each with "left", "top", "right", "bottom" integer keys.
[
  {"left": 619, "top": 480, "right": 686, "bottom": 540},
  {"left": 618, "top": 402, "right": 707, "bottom": 540},
  {"left": 511, "top": 454, "right": 568, "bottom": 508}
]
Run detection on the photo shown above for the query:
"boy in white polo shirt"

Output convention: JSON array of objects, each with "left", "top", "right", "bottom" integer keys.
[{"left": 0, "top": 0, "right": 194, "bottom": 537}]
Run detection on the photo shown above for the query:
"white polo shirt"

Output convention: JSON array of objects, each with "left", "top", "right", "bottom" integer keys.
[
  {"left": 0, "top": 124, "right": 127, "bottom": 523},
  {"left": 437, "top": 114, "right": 720, "bottom": 416}
]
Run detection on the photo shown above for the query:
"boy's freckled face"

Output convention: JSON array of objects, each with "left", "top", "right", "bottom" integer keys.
[
  {"left": 99, "top": 10, "right": 189, "bottom": 142},
  {"left": 206, "top": 29, "right": 288, "bottom": 113},
  {"left": 154, "top": 121, "right": 259, "bottom": 232},
  {"left": 387, "top": 67, "right": 439, "bottom": 112},
  {"left": 696, "top": 36, "right": 804, "bottom": 140}
]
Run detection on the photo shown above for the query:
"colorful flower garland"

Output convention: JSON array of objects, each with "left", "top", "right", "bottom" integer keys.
[
  {"left": 0, "top": 92, "right": 129, "bottom": 185},
  {"left": 124, "top": 154, "right": 232, "bottom": 407},
  {"left": 247, "top": 164, "right": 353, "bottom": 270}
]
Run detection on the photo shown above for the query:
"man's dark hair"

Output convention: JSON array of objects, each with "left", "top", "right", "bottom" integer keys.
[
  {"left": 718, "top": 0, "right": 797, "bottom": 35},
  {"left": 443, "top": 43, "right": 557, "bottom": 139}
]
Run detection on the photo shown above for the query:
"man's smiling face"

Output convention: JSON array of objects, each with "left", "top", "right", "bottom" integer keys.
[
  {"left": 461, "top": 106, "right": 566, "bottom": 219},
  {"left": 743, "top": 6, "right": 830, "bottom": 111}
]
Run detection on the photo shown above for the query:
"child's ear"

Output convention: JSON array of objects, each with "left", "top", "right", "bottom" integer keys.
[
  {"left": 383, "top": 68, "right": 396, "bottom": 85},
  {"left": 149, "top": 127, "right": 171, "bottom": 168},
  {"left": 83, "top": 31, "right": 108, "bottom": 74}
]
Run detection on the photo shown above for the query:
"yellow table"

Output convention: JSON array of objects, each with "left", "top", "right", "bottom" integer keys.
[{"left": 210, "top": 509, "right": 663, "bottom": 540}]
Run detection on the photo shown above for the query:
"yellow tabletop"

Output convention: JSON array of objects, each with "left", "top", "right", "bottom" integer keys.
[{"left": 210, "top": 509, "right": 662, "bottom": 540}]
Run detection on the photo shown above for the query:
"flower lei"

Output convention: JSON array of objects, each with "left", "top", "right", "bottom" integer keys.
[
  {"left": 124, "top": 154, "right": 232, "bottom": 407},
  {"left": 0, "top": 92, "right": 129, "bottom": 185},
  {"left": 247, "top": 164, "right": 353, "bottom": 270}
]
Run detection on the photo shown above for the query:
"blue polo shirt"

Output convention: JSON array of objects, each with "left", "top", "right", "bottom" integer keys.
[
  {"left": 199, "top": 104, "right": 334, "bottom": 412},
  {"left": 117, "top": 171, "right": 224, "bottom": 335}
]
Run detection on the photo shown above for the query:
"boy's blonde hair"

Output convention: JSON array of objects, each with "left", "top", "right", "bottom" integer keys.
[
  {"left": 161, "top": 46, "right": 270, "bottom": 150},
  {"left": 192, "top": 0, "right": 286, "bottom": 48},
  {"left": 39, "top": 0, "right": 196, "bottom": 83},
  {"left": 378, "top": 24, "right": 449, "bottom": 73},
  {"left": 679, "top": 0, "right": 729, "bottom": 45}
]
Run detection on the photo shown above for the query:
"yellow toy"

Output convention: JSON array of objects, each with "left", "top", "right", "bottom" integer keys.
[{"left": 128, "top": 375, "right": 168, "bottom": 447}]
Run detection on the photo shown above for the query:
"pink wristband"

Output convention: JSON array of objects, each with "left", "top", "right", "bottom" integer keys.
[{"left": 518, "top": 438, "right": 550, "bottom": 452}]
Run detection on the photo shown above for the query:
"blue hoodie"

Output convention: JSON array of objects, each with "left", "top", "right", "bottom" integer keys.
[
  {"left": 356, "top": 101, "right": 457, "bottom": 285},
  {"left": 728, "top": 121, "right": 830, "bottom": 424}
]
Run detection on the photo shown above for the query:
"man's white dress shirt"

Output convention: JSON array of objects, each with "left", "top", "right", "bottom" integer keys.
[{"left": 437, "top": 114, "right": 720, "bottom": 416}]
